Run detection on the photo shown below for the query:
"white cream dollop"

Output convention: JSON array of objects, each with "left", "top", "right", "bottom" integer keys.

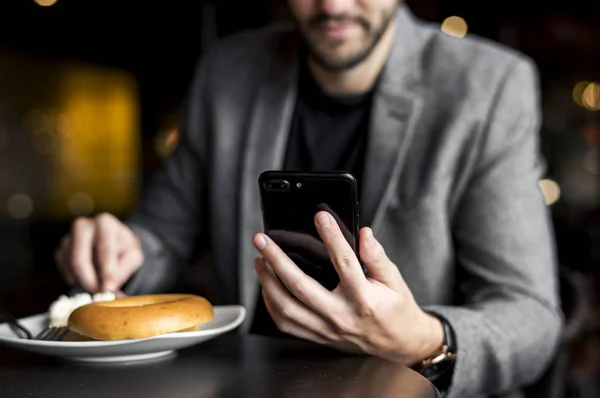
[
  {"left": 48, "top": 292, "right": 116, "bottom": 327},
  {"left": 92, "top": 291, "right": 117, "bottom": 303}
]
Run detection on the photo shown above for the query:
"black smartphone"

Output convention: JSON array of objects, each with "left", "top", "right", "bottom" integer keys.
[{"left": 258, "top": 171, "right": 360, "bottom": 290}]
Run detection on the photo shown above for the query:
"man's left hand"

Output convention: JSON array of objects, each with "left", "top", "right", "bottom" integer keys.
[{"left": 252, "top": 211, "right": 444, "bottom": 365}]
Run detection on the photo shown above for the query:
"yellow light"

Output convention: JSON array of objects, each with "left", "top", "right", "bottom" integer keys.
[
  {"left": 441, "top": 16, "right": 468, "bottom": 39},
  {"left": 573, "top": 81, "right": 589, "bottom": 106},
  {"left": 538, "top": 179, "right": 561, "bottom": 206},
  {"left": 52, "top": 66, "right": 140, "bottom": 217},
  {"left": 0, "top": 51, "right": 140, "bottom": 220},
  {"left": 34, "top": 0, "right": 58, "bottom": 6},
  {"left": 582, "top": 82, "right": 600, "bottom": 111}
]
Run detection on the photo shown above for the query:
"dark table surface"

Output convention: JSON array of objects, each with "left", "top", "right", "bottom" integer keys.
[{"left": 0, "top": 333, "right": 440, "bottom": 398}]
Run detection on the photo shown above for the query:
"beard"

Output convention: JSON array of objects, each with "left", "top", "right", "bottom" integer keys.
[{"left": 299, "top": 6, "right": 397, "bottom": 72}]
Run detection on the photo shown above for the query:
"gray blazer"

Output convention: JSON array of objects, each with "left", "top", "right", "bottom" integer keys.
[{"left": 125, "top": 5, "right": 562, "bottom": 397}]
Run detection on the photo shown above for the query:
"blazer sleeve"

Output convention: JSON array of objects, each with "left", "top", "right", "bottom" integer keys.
[
  {"left": 423, "top": 59, "right": 563, "bottom": 396},
  {"left": 122, "top": 53, "right": 215, "bottom": 295}
]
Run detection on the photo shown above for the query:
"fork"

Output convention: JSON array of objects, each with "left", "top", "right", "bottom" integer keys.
[
  {"left": 0, "top": 310, "right": 32, "bottom": 339},
  {"left": 34, "top": 326, "right": 69, "bottom": 341},
  {"left": 1, "top": 309, "right": 68, "bottom": 341}
]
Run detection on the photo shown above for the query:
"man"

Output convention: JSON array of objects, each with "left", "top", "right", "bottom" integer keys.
[{"left": 55, "top": 1, "right": 563, "bottom": 396}]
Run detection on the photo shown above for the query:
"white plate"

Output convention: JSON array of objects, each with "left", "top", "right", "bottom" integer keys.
[{"left": 0, "top": 305, "right": 246, "bottom": 363}]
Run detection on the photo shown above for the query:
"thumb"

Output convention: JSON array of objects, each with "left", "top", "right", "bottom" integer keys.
[{"left": 359, "top": 227, "right": 404, "bottom": 291}]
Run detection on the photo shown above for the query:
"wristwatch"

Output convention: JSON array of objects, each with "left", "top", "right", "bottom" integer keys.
[{"left": 416, "top": 312, "right": 457, "bottom": 392}]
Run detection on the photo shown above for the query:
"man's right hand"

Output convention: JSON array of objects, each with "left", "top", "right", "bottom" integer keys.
[{"left": 54, "top": 213, "right": 143, "bottom": 293}]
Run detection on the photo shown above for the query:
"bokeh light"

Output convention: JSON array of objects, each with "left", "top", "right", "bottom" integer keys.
[
  {"left": 34, "top": 0, "right": 58, "bottom": 6},
  {"left": 441, "top": 16, "right": 468, "bottom": 39},
  {"left": 539, "top": 179, "right": 561, "bottom": 206},
  {"left": 7, "top": 194, "right": 34, "bottom": 219}
]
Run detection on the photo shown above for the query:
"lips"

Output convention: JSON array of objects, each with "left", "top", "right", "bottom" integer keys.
[{"left": 316, "top": 23, "right": 360, "bottom": 39}]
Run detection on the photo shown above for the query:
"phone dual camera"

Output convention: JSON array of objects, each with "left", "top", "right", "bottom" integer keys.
[{"left": 263, "top": 179, "right": 303, "bottom": 192}]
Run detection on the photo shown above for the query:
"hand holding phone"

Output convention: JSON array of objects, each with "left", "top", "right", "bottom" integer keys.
[
  {"left": 258, "top": 171, "right": 360, "bottom": 290},
  {"left": 252, "top": 200, "right": 446, "bottom": 366}
]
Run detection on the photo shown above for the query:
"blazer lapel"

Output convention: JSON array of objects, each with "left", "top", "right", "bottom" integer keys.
[
  {"left": 361, "top": 92, "right": 422, "bottom": 229},
  {"left": 361, "top": 5, "right": 425, "bottom": 230},
  {"left": 238, "top": 48, "right": 299, "bottom": 329}
]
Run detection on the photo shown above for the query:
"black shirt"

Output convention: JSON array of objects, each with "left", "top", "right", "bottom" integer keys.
[
  {"left": 249, "top": 59, "right": 374, "bottom": 336},
  {"left": 283, "top": 61, "right": 373, "bottom": 191}
]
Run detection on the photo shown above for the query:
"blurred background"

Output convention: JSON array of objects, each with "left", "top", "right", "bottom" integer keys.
[{"left": 0, "top": 0, "right": 598, "bottom": 396}]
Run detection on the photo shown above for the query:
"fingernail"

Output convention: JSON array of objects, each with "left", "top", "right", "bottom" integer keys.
[
  {"left": 366, "top": 228, "right": 376, "bottom": 245},
  {"left": 253, "top": 234, "right": 267, "bottom": 250},
  {"left": 317, "top": 212, "right": 331, "bottom": 227}
]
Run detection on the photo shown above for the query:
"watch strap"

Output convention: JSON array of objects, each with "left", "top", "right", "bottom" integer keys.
[
  {"left": 437, "top": 313, "right": 456, "bottom": 352},
  {"left": 419, "top": 311, "right": 457, "bottom": 392}
]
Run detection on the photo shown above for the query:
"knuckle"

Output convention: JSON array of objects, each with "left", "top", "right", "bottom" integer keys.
[
  {"left": 355, "top": 298, "right": 376, "bottom": 319},
  {"left": 72, "top": 217, "right": 89, "bottom": 232},
  {"left": 96, "top": 212, "right": 114, "bottom": 226},
  {"left": 331, "top": 316, "right": 353, "bottom": 335},
  {"left": 279, "top": 303, "right": 295, "bottom": 320},
  {"left": 277, "top": 321, "right": 293, "bottom": 335},
  {"left": 329, "top": 312, "right": 364, "bottom": 338},
  {"left": 335, "top": 253, "right": 356, "bottom": 269},
  {"left": 290, "top": 278, "right": 306, "bottom": 298},
  {"left": 324, "top": 331, "right": 342, "bottom": 343}
]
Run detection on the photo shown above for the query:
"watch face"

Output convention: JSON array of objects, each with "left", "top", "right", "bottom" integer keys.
[{"left": 421, "top": 356, "right": 455, "bottom": 381}]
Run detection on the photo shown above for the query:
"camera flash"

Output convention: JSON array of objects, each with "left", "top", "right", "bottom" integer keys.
[{"left": 296, "top": 182, "right": 302, "bottom": 189}]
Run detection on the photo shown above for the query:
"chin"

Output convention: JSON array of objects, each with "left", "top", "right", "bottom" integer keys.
[
  {"left": 306, "top": 34, "right": 372, "bottom": 70},
  {"left": 311, "top": 50, "right": 370, "bottom": 72}
]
